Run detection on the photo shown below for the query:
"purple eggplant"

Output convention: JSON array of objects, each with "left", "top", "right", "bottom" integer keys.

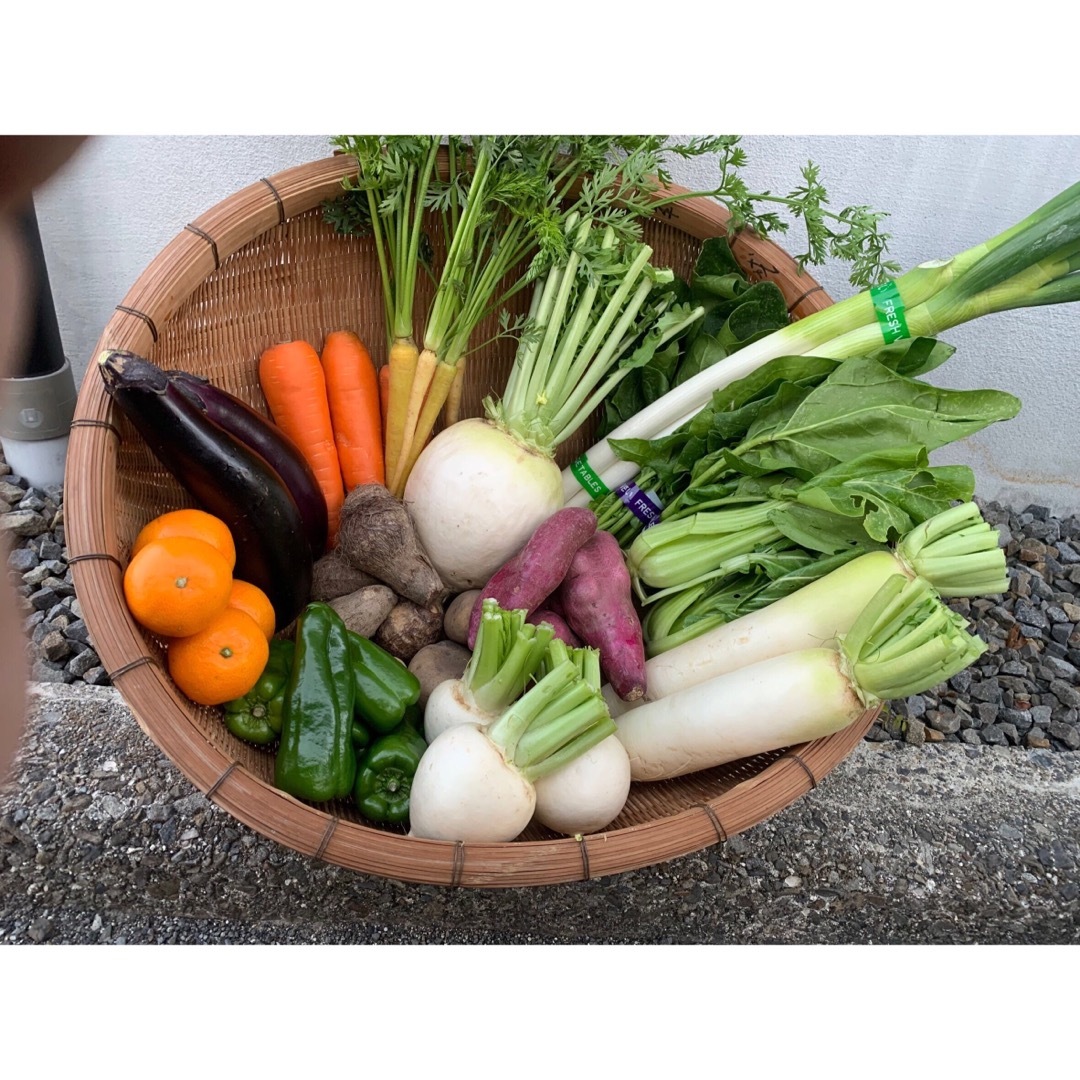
[
  {"left": 167, "top": 370, "right": 328, "bottom": 559},
  {"left": 100, "top": 350, "right": 312, "bottom": 631}
]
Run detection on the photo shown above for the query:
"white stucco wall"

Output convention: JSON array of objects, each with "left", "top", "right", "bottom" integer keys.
[{"left": 30, "top": 134, "right": 1080, "bottom": 515}]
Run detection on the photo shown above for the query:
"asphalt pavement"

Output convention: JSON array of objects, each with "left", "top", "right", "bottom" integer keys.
[{"left": 2, "top": 682, "right": 1077, "bottom": 945}]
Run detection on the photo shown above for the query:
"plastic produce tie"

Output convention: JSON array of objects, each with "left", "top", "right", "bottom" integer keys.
[
  {"left": 870, "top": 280, "right": 911, "bottom": 344},
  {"left": 614, "top": 481, "right": 663, "bottom": 528},
  {"left": 569, "top": 453, "right": 610, "bottom": 499}
]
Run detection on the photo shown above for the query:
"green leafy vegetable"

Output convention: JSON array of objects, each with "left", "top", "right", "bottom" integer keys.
[{"left": 598, "top": 237, "right": 793, "bottom": 437}]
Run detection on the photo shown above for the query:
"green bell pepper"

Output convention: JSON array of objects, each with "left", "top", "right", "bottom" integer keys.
[
  {"left": 222, "top": 638, "right": 294, "bottom": 746},
  {"left": 353, "top": 725, "right": 427, "bottom": 825},
  {"left": 346, "top": 630, "right": 422, "bottom": 734},
  {"left": 274, "top": 603, "right": 357, "bottom": 803},
  {"left": 351, "top": 720, "right": 371, "bottom": 754}
]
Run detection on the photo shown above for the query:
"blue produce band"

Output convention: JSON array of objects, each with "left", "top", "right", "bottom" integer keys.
[
  {"left": 870, "top": 280, "right": 911, "bottom": 344},
  {"left": 570, "top": 454, "right": 611, "bottom": 499},
  {"left": 615, "top": 482, "right": 663, "bottom": 528}
]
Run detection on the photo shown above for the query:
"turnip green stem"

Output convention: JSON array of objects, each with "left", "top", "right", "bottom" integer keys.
[
  {"left": 464, "top": 599, "right": 554, "bottom": 715},
  {"left": 896, "top": 502, "right": 1007, "bottom": 596},
  {"left": 484, "top": 647, "right": 616, "bottom": 781}
]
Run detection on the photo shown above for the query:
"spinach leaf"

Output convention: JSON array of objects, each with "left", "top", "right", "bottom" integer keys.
[{"left": 732, "top": 355, "right": 1021, "bottom": 477}]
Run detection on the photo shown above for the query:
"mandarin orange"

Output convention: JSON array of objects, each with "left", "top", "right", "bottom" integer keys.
[
  {"left": 226, "top": 579, "right": 277, "bottom": 640},
  {"left": 167, "top": 607, "right": 271, "bottom": 706},
  {"left": 131, "top": 508, "right": 237, "bottom": 571},
  {"left": 123, "top": 536, "right": 233, "bottom": 638}
]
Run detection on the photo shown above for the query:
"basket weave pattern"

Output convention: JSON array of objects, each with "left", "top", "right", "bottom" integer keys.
[{"left": 66, "top": 156, "right": 876, "bottom": 887}]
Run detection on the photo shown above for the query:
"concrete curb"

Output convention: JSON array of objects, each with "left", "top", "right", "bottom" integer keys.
[{"left": 2, "top": 683, "right": 1078, "bottom": 944}]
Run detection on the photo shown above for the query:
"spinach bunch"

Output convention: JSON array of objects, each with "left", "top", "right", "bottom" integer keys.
[{"left": 598, "top": 237, "right": 791, "bottom": 438}]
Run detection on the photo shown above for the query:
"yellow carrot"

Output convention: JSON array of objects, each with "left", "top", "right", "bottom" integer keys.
[
  {"left": 442, "top": 358, "right": 467, "bottom": 428},
  {"left": 383, "top": 337, "right": 420, "bottom": 490},
  {"left": 389, "top": 347, "right": 439, "bottom": 494},
  {"left": 393, "top": 359, "right": 460, "bottom": 496}
]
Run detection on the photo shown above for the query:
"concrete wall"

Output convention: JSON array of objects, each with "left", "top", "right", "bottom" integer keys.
[{"left": 32, "top": 135, "right": 1080, "bottom": 515}]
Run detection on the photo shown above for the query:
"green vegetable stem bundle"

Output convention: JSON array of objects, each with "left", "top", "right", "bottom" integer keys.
[{"left": 327, "top": 135, "right": 897, "bottom": 593}]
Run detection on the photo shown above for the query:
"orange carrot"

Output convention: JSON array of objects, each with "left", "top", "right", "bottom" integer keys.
[
  {"left": 379, "top": 363, "right": 391, "bottom": 430},
  {"left": 258, "top": 339, "right": 345, "bottom": 546},
  {"left": 320, "top": 330, "right": 385, "bottom": 490}
]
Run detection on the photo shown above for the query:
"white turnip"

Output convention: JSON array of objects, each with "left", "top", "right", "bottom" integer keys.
[
  {"left": 409, "top": 652, "right": 617, "bottom": 842},
  {"left": 403, "top": 418, "right": 563, "bottom": 591},
  {"left": 532, "top": 735, "right": 631, "bottom": 836},
  {"left": 422, "top": 600, "right": 553, "bottom": 743}
]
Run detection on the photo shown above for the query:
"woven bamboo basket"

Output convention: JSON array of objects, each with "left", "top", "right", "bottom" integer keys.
[{"left": 65, "top": 153, "right": 878, "bottom": 888}]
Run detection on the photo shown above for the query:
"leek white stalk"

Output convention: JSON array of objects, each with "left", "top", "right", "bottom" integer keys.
[
  {"left": 564, "top": 181, "right": 1080, "bottom": 505},
  {"left": 606, "top": 501, "right": 1004, "bottom": 716},
  {"left": 615, "top": 575, "right": 986, "bottom": 781}
]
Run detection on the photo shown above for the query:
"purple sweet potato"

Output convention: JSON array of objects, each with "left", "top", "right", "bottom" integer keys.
[
  {"left": 558, "top": 530, "right": 646, "bottom": 701},
  {"left": 527, "top": 608, "right": 583, "bottom": 648},
  {"left": 467, "top": 507, "right": 597, "bottom": 648}
]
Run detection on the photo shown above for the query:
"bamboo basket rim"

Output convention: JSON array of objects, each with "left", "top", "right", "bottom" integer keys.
[{"left": 65, "top": 152, "right": 877, "bottom": 889}]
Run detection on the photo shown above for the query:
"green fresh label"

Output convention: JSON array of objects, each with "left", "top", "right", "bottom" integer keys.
[
  {"left": 570, "top": 454, "right": 610, "bottom": 499},
  {"left": 870, "top": 280, "right": 911, "bottom": 344}
]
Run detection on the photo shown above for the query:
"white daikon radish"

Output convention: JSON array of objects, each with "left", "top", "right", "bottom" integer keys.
[{"left": 615, "top": 575, "right": 986, "bottom": 781}]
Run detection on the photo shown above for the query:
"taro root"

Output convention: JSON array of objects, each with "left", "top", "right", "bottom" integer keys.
[
  {"left": 311, "top": 549, "right": 378, "bottom": 602},
  {"left": 327, "top": 584, "right": 397, "bottom": 638},
  {"left": 336, "top": 484, "right": 446, "bottom": 608},
  {"left": 373, "top": 599, "right": 445, "bottom": 662}
]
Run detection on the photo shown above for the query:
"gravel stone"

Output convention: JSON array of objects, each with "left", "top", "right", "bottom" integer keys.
[
  {"left": 903, "top": 718, "right": 927, "bottom": 746},
  {"left": 1047, "top": 722, "right": 1080, "bottom": 750},
  {"left": 1049, "top": 679, "right": 1080, "bottom": 710},
  {"left": 1014, "top": 599, "right": 1049, "bottom": 629},
  {"left": 36, "top": 538, "right": 64, "bottom": 561},
  {"left": 1040, "top": 656, "right": 1079, "bottom": 681},
  {"left": 7, "top": 547, "right": 38, "bottom": 573},
  {"left": 65, "top": 649, "right": 100, "bottom": 678},
  {"left": 0, "top": 510, "right": 50, "bottom": 538},
  {"left": 927, "top": 709, "right": 961, "bottom": 735},
  {"left": 29, "top": 659, "right": 69, "bottom": 684}
]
